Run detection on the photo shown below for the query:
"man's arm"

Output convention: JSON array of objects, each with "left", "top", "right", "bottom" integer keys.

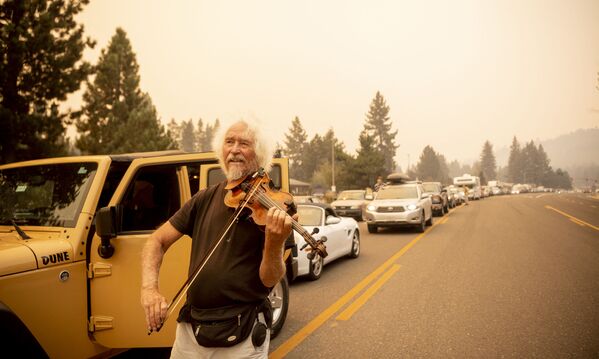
[
  {"left": 140, "top": 221, "right": 183, "bottom": 331},
  {"left": 259, "top": 207, "right": 295, "bottom": 287}
]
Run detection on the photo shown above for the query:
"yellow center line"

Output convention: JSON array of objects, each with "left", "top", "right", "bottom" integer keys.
[
  {"left": 569, "top": 218, "right": 585, "bottom": 227},
  {"left": 545, "top": 205, "right": 599, "bottom": 231},
  {"left": 270, "top": 215, "right": 446, "bottom": 358},
  {"left": 336, "top": 264, "right": 401, "bottom": 321}
]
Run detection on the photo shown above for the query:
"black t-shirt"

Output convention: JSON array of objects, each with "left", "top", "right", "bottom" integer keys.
[{"left": 169, "top": 181, "right": 269, "bottom": 312}]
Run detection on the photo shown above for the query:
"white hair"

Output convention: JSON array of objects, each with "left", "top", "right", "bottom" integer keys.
[{"left": 212, "top": 119, "right": 274, "bottom": 175}]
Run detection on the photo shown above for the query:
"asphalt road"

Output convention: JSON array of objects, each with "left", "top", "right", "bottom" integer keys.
[{"left": 269, "top": 193, "right": 599, "bottom": 358}]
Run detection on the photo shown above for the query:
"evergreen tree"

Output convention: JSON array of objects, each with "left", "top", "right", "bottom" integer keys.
[
  {"left": 167, "top": 118, "right": 182, "bottom": 149},
  {"left": 283, "top": 116, "right": 308, "bottom": 180},
  {"left": 75, "top": 28, "right": 172, "bottom": 153},
  {"left": 363, "top": 91, "right": 398, "bottom": 173},
  {"left": 479, "top": 140, "right": 497, "bottom": 184},
  {"left": 415, "top": 145, "right": 442, "bottom": 181},
  {"left": 109, "top": 93, "right": 174, "bottom": 153},
  {"left": 521, "top": 141, "right": 540, "bottom": 184},
  {"left": 536, "top": 144, "right": 552, "bottom": 185},
  {"left": 350, "top": 129, "right": 386, "bottom": 188},
  {"left": 180, "top": 120, "right": 195, "bottom": 152},
  {"left": 0, "top": 0, "right": 94, "bottom": 163},
  {"left": 507, "top": 136, "right": 523, "bottom": 183},
  {"left": 198, "top": 119, "right": 219, "bottom": 151},
  {"left": 436, "top": 154, "right": 451, "bottom": 185}
]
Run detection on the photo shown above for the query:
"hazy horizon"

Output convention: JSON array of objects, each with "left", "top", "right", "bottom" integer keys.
[{"left": 64, "top": 0, "right": 599, "bottom": 170}]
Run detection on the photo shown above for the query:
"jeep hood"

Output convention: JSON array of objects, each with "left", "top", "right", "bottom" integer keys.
[
  {"left": 0, "top": 234, "right": 37, "bottom": 276},
  {"left": 0, "top": 231, "right": 73, "bottom": 276}
]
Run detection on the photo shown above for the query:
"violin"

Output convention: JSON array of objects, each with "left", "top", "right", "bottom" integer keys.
[
  {"left": 224, "top": 169, "right": 328, "bottom": 259},
  {"left": 149, "top": 168, "right": 327, "bottom": 335}
]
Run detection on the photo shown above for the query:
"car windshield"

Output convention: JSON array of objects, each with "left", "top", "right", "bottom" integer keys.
[
  {"left": 0, "top": 162, "right": 98, "bottom": 227},
  {"left": 337, "top": 191, "right": 364, "bottom": 200},
  {"left": 376, "top": 186, "right": 418, "bottom": 199},
  {"left": 297, "top": 206, "right": 323, "bottom": 226},
  {"left": 422, "top": 184, "right": 440, "bottom": 193}
]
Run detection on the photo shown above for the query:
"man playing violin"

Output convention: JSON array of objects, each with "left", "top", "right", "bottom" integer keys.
[{"left": 141, "top": 120, "right": 294, "bottom": 358}]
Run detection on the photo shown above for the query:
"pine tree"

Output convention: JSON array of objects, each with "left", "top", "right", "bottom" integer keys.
[
  {"left": 180, "top": 120, "right": 195, "bottom": 152},
  {"left": 110, "top": 93, "right": 174, "bottom": 153},
  {"left": 507, "top": 136, "right": 523, "bottom": 183},
  {"left": 167, "top": 118, "right": 182, "bottom": 149},
  {"left": 436, "top": 154, "right": 450, "bottom": 185},
  {"left": 350, "top": 129, "right": 386, "bottom": 188},
  {"left": 0, "top": 0, "right": 94, "bottom": 163},
  {"left": 198, "top": 119, "right": 219, "bottom": 151},
  {"left": 415, "top": 146, "right": 442, "bottom": 181},
  {"left": 363, "top": 91, "right": 398, "bottom": 173},
  {"left": 479, "top": 140, "right": 497, "bottom": 184},
  {"left": 75, "top": 28, "right": 172, "bottom": 153},
  {"left": 283, "top": 117, "right": 309, "bottom": 180}
]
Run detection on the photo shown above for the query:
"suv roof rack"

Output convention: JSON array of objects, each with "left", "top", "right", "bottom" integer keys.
[{"left": 386, "top": 173, "right": 411, "bottom": 184}]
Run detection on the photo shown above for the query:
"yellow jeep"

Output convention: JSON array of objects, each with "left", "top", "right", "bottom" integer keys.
[{"left": 0, "top": 151, "right": 296, "bottom": 358}]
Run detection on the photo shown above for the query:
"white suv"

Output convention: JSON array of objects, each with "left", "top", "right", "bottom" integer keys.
[{"left": 365, "top": 182, "right": 433, "bottom": 233}]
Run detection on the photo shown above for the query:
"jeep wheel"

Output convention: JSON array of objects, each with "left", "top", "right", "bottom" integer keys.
[
  {"left": 269, "top": 276, "right": 289, "bottom": 338},
  {"left": 307, "top": 254, "right": 323, "bottom": 281},
  {"left": 367, "top": 224, "right": 378, "bottom": 233}
]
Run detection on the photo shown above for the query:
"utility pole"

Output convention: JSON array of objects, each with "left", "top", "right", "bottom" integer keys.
[{"left": 331, "top": 138, "right": 336, "bottom": 193}]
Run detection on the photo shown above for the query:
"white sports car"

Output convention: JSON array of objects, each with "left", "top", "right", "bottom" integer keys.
[{"left": 293, "top": 203, "right": 360, "bottom": 280}]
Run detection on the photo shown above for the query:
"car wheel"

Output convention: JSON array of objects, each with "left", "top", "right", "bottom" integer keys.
[
  {"left": 348, "top": 230, "right": 360, "bottom": 258},
  {"left": 425, "top": 212, "right": 433, "bottom": 226},
  {"left": 416, "top": 212, "right": 425, "bottom": 233},
  {"left": 367, "top": 224, "right": 378, "bottom": 233},
  {"left": 269, "top": 275, "right": 289, "bottom": 338},
  {"left": 307, "top": 254, "right": 323, "bottom": 281}
]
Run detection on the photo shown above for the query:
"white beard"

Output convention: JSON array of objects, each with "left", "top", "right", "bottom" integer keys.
[{"left": 225, "top": 159, "right": 259, "bottom": 181}]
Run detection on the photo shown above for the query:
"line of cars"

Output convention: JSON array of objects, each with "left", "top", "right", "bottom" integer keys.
[{"left": 288, "top": 177, "right": 467, "bottom": 281}]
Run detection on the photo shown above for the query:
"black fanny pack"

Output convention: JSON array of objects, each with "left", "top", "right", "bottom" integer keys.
[{"left": 189, "top": 300, "right": 271, "bottom": 348}]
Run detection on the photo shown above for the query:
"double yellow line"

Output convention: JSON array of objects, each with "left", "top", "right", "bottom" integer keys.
[
  {"left": 270, "top": 210, "right": 451, "bottom": 358},
  {"left": 545, "top": 205, "right": 599, "bottom": 231}
]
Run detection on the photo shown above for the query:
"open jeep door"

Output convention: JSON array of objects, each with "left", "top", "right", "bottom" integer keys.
[{"left": 88, "top": 153, "right": 218, "bottom": 348}]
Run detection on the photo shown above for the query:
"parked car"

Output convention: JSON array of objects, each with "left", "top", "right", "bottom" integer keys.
[
  {"left": 444, "top": 186, "right": 457, "bottom": 208},
  {"left": 294, "top": 203, "right": 360, "bottom": 280},
  {"left": 364, "top": 182, "right": 433, "bottom": 233},
  {"left": 330, "top": 189, "right": 373, "bottom": 221},
  {"left": 422, "top": 182, "right": 449, "bottom": 216},
  {"left": 294, "top": 195, "right": 325, "bottom": 204}
]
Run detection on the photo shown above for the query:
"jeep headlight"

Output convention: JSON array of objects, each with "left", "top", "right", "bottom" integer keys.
[
  {"left": 406, "top": 204, "right": 417, "bottom": 211},
  {"left": 367, "top": 205, "right": 376, "bottom": 211}
]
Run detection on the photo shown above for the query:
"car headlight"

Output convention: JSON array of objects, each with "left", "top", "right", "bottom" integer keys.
[
  {"left": 367, "top": 205, "right": 376, "bottom": 211},
  {"left": 406, "top": 204, "right": 417, "bottom": 211}
]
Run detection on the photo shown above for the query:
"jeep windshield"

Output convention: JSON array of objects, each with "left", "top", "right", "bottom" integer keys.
[
  {"left": 376, "top": 186, "right": 418, "bottom": 200},
  {"left": 0, "top": 162, "right": 98, "bottom": 227}
]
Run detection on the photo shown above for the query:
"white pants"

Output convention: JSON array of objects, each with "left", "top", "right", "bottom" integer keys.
[{"left": 170, "top": 321, "right": 270, "bottom": 359}]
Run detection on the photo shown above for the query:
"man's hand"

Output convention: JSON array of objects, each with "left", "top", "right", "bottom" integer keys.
[
  {"left": 260, "top": 207, "right": 296, "bottom": 287},
  {"left": 141, "top": 287, "right": 168, "bottom": 332},
  {"left": 264, "top": 207, "right": 294, "bottom": 247}
]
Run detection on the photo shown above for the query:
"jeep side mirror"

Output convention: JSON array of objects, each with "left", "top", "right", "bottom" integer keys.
[{"left": 95, "top": 206, "right": 120, "bottom": 259}]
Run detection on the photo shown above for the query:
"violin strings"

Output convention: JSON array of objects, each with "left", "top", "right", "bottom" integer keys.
[{"left": 251, "top": 186, "right": 317, "bottom": 244}]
